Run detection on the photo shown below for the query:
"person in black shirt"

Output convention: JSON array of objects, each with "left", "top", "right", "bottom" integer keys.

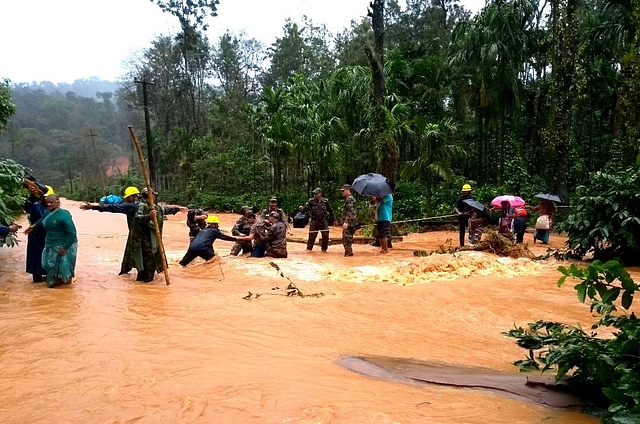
[
  {"left": 186, "top": 204, "right": 208, "bottom": 241},
  {"left": 454, "top": 183, "right": 475, "bottom": 247},
  {"left": 179, "top": 215, "right": 238, "bottom": 267}
]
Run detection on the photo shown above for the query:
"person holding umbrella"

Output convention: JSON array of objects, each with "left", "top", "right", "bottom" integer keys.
[
  {"left": 464, "top": 200, "right": 490, "bottom": 245},
  {"left": 350, "top": 173, "right": 394, "bottom": 254},
  {"left": 455, "top": 184, "right": 475, "bottom": 246},
  {"left": 490, "top": 196, "right": 524, "bottom": 239},
  {"left": 374, "top": 193, "right": 393, "bottom": 254},
  {"left": 532, "top": 193, "right": 559, "bottom": 244}
]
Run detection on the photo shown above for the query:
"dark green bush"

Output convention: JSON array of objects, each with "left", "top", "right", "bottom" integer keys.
[{"left": 561, "top": 167, "right": 640, "bottom": 265}]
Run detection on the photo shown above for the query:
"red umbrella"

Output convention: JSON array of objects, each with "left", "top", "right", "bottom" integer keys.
[{"left": 490, "top": 195, "right": 526, "bottom": 208}]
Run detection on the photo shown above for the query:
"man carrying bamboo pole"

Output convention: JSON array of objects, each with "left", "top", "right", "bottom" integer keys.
[{"left": 132, "top": 187, "right": 185, "bottom": 282}]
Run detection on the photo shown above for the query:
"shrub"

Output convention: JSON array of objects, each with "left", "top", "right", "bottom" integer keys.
[
  {"left": 561, "top": 167, "right": 640, "bottom": 265},
  {"left": 0, "top": 158, "right": 29, "bottom": 247},
  {"left": 506, "top": 260, "right": 640, "bottom": 423}
]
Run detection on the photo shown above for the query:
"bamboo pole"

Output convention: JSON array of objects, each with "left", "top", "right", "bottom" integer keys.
[{"left": 128, "top": 125, "right": 171, "bottom": 286}]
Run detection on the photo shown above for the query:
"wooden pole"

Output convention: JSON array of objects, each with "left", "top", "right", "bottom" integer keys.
[{"left": 128, "top": 125, "right": 171, "bottom": 286}]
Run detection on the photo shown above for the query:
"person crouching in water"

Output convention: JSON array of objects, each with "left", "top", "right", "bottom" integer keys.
[
  {"left": 235, "top": 214, "right": 271, "bottom": 257},
  {"left": 265, "top": 211, "right": 288, "bottom": 258},
  {"left": 179, "top": 215, "right": 238, "bottom": 266},
  {"left": 468, "top": 206, "right": 487, "bottom": 245},
  {"left": 230, "top": 206, "right": 254, "bottom": 256}
]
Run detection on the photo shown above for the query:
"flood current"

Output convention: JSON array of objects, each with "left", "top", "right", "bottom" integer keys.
[{"left": 3, "top": 199, "right": 633, "bottom": 423}]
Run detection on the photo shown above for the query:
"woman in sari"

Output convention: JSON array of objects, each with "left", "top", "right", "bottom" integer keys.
[
  {"left": 25, "top": 194, "right": 78, "bottom": 288},
  {"left": 532, "top": 199, "right": 556, "bottom": 244}
]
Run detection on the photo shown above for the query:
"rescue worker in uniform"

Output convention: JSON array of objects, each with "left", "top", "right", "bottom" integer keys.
[
  {"left": 300, "top": 187, "right": 335, "bottom": 251},
  {"left": 340, "top": 184, "right": 357, "bottom": 257},
  {"left": 186, "top": 204, "right": 208, "bottom": 241},
  {"left": 80, "top": 186, "right": 143, "bottom": 275},
  {"left": 265, "top": 211, "right": 288, "bottom": 258},
  {"left": 261, "top": 197, "right": 286, "bottom": 222},
  {"left": 179, "top": 215, "right": 238, "bottom": 266},
  {"left": 237, "top": 214, "right": 271, "bottom": 257},
  {"left": 230, "top": 208, "right": 256, "bottom": 256},
  {"left": 455, "top": 184, "right": 475, "bottom": 247},
  {"left": 132, "top": 188, "right": 185, "bottom": 282}
]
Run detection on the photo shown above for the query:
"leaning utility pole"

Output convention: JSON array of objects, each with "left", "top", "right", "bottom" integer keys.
[
  {"left": 85, "top": 127, "right": 105, "bottom": 187},
  {"left": 135, "top": 74, "right": 156, "bottom": 188}
]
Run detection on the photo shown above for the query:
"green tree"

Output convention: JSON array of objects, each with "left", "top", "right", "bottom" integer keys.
[{"left": 0, "top": 79, "right": 16, "bottom": 131}]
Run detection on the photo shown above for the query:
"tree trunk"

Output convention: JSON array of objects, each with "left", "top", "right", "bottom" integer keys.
[
  {"left": 544, "top": 0, "right": 579, "bottom": 199},
  {"left": 365, "top": 0, "right": 399, "bottom": 180}
]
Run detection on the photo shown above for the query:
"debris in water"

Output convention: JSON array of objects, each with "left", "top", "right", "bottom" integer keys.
[
  {"left": 242, "top": 263, "right": 326, "bottom": 299},
  {"left": 426, "top": 230, "right": 535, "bottom": 259}
]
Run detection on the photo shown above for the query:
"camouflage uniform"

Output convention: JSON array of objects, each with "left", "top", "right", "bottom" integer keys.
[
  {"left": 266, "top": 221, "right": 288, "bottom": 258},
  {"left": 186, "top": 208, "right": 206, "bottom": 241},
  {"left": 249, "top": 219, "right": 271, "bottom": 257},
  {"left": 302, "top": 197, "right": 335, "bottom": 251},
  {"left": 261, "top": 208, "right": 287, "bottom": 223},
  {"left": 341, "top": 195, "right": 357, "bottom": 256},
  {"left": 230, "top": 215, "right": 253, "bottom": 256},
  {"left": 132, "top": 200, "right": 179, "bottom": 282}
]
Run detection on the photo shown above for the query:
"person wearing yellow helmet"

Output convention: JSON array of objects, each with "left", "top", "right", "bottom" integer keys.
[
  {"left": 178, "top": 214, "right": 239, "bottom": 267},
  {"left": 454, "top": 183, "right": 476, "bottom": 247},
  {"left": 123, "top": 186, "right": 140, "bottom": 199},
  {"left": 80, "top": 186, "right": 144, "bottom": 275}
]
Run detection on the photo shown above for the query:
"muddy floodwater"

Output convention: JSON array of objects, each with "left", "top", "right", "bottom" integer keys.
[{"left": 2, "top": 199, "right": 636, "bottom": 423}]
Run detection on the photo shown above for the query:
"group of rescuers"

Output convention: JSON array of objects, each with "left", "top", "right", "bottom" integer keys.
[{"left": 75, "top": 183, "right": 365, "bottom": 283}]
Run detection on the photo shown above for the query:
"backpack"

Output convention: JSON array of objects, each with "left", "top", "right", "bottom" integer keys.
[{"left": 100, "top": 194, "right": 123, "bottom": 205}]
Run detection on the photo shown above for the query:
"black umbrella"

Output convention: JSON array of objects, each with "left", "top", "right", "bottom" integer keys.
[
  {"left": 463, "top": 198, "right": 491, "bottom": 218},
  {"left": 534, "top": 193, "right": 563, "bottom": 203},
  {"left": 351, "top": 173, "right": 394, "bottom": 197}
]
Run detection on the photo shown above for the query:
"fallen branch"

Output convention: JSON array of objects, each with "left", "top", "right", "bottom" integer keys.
[{"left": 242, "top": 262, "right": 325, "bottom": 300}]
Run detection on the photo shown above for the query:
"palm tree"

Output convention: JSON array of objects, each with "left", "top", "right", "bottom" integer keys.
[{"left": 400, "top": 118, "right": 466, "bottom": 191}]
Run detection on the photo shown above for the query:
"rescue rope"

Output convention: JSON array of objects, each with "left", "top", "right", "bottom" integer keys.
[{"left": 305, "top": 214, "right": 460, "bottom": 233}]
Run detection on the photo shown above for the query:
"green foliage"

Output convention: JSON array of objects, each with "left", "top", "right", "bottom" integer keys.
[
  {"left": 561, "top": 167, "right": 640, "bottom": 265},
  {"left": 59, "top": 168, "right": 145, "bottom": 202},
  {"left": 393, "top": 181, "right": 428, "bottom": 221},
  {"left": 506, "top": 261, "right": 640, "bottom": 423},
  {"left": 0, "top": 158, "right": 29, "bottom": 247},
  {"left": 0, "top": 78, "right": 16, "bottom": 132},
  {"left": 152, "top": 0, "right": 219, "bottom": 31}
]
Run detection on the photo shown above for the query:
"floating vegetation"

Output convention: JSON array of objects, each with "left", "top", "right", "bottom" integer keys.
[
  {"left": 419, "top": 230, "right": 535, "bottom": 259},
  {"left": 242, "top": 262, "right": 325, "bottom": 299}
]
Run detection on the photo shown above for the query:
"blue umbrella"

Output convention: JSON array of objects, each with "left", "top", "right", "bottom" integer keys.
[
  {"left": 534, "top": 193, "right": 563, "bottom": 203},
  {"left": 463, "top": 199, "right": 491, "bottom": 218},
  {"left": 351, "top": 173, "right": 394, "bottom": 197}
]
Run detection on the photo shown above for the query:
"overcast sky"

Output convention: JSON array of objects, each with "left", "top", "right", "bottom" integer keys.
[{"left": 1, "top": 0, "right": 485, "bottom": 84}]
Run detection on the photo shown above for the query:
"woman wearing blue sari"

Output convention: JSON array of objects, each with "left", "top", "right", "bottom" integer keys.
[
  {"left": 23, "top": 182, "right": 52, "bottom": 282},
  {"left": 25, "top": 194, "right": 78, "bottom": 288}
]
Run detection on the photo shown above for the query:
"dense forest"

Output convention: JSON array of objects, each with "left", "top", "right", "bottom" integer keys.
[{"left": 1, "top": 0, "right": 639, "bottom": 214}]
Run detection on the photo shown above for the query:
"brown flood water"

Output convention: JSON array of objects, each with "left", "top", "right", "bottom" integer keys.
[{"left": 2, "top": 199, "right": 636, "bottom": 423}]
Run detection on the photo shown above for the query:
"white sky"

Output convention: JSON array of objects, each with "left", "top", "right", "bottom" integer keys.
[{"left": 0, "top": 0, "right": 485, "bottom": 84}]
